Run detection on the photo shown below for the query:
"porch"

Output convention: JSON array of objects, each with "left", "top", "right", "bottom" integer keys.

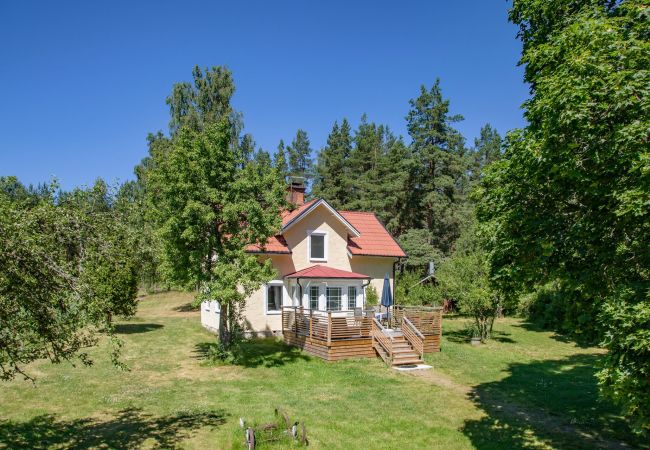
[{"left": 281, "top": 305, "right": 442, "bottom": 365}]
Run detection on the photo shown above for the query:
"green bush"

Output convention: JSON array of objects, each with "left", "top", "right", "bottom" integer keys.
[
  {"left": 365, "top": 285, "right": 379, "bottom": 307},
  {"left": 518, "top": 281, "right": 599, "bottom": 344},
  {"left": 395, "top": 270, "right": 439, "bottom": 306}
]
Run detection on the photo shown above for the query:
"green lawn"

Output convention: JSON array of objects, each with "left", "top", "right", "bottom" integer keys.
[{"left": 0, "top": 293, "right": 643, "bottom": 449}]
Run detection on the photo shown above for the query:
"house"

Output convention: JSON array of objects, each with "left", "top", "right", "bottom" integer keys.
[
  {"left": 201, "top": 177, "right": 406, "bottom": 336},
  {"left": 201, "top": 178, "right": 442, "bottom": 365}
]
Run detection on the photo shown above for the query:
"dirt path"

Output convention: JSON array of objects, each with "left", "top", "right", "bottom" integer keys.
[{"left": 403, "top": 369, "right": 633, "bottom": 450}]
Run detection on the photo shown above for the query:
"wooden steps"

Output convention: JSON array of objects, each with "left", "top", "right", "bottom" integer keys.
[
  {"left": 372, "top": 332, "right": 424, "bottom": 367},
  {"left": 389, "top": 336, "right": 423, "bottom": 366}
]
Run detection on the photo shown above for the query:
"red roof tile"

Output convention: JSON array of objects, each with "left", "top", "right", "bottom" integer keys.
[
  {"left": 281, "top": 198, "right": 319, "bottom": 226},
  {"left": 245, "top": 235, "right": 291, "bottom": 253},
  {"left": 285, "top": 265, "right": 370, "bottom": 279},
  {"left": 245, "top": 198, "right": 406, "bottom": 258},
  {"left": 340, "top": 211, "right": 406, "bottom": 257}
]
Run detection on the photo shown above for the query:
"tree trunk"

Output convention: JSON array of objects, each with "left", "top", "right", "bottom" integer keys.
[{"left": 218, "top": 301, "right": 230, "bottom": 348}]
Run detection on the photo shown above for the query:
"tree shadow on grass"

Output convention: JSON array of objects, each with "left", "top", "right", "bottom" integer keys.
[
  {"left": 173, "top": 302, "right": 199, "bottom": 313},
  {"left": 114, "top": 323, "right": 164, "bottom": 334},
  {"left": 462, "top": 354, "right": 642, "bottom": 449},
  {"left": 0, "top": 407, "right": 226, "bottom": 449},
  {"left": 194, "top": 338, "right": 311, "bottom": 368},
  {"left": 444, "top": 328, "right": 517, "bottom": 344},
  {"left": 515, "top": 322, "right": 593, "bottom": 348}
]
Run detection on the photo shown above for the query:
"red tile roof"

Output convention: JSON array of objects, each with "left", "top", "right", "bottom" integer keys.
[
  {"left": 340, "top": 211, "right": 406, "bottom": 257},
  {"left": 245, "top": 234, "right": 291, "bottom": 254},
  {"left": 245, "top": 199, "right": 406, "bottom": 258},
  {"left": 281, "top": 198, "right": 319, "bottom": 226},
  {"left": 285, "top": 265, "right": 370, "bottom": 279}
]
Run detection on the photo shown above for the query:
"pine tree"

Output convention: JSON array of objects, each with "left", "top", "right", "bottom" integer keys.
[
  {"left": 312, "top": 120, "right": 352, "bottom": 208},
  {"left": 253, "top": 148, "right": 271, "bottom": 168},
  {"left": 239, "top": 133, "right": 256, "bottom": 165},
  {"left": 287, "top": 129, "right": 313, "bottom": 182},
  {"left": 406, "top": 79, "right": 469, "bottom": 254},
  {"left": 472, "top": 123, "right": 502, "bottom": 177},
  {"left": 273, "top": 139, "right": 289, "bottom": 182}
]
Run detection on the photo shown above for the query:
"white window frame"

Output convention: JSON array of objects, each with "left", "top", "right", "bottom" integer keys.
[
  {"left": 308, "top": 230, "right": 328, "bottom": 262},
  {"left": 347, "top": 286, "right": 358, "bottom": 310},
  {"left": 326, "top": 286, "right": 343, "bottom": 311},
  {"left": 309, "top": 285, "right": 320, "bottom": 310},
  {"left": 264, "top": 280, "right": 284, "bottom": 315}
]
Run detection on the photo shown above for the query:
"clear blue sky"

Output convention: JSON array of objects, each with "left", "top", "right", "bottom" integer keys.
[{"left": 0, "top": 1, "right": 528, "bottom": 190}]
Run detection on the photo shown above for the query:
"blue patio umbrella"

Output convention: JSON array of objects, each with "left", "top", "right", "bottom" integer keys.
[{"left": 380, "top": 274, "right": 393, "bottom": 326}]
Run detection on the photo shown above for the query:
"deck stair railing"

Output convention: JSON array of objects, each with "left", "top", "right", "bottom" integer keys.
[
  {"left": 401, "top": 317, "right": 425, "bottom": 359},
  {"left": 371, "top": 318, "right": 393, "bottom": 365},
  {"left": 393, "top": 305, "right": 443, "bottom": 336}
]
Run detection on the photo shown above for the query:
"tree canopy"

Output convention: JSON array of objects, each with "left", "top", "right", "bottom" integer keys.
[
  {"left": 146, "top": 67, "right": 286, "bottom": 348},
  {"left": 0, "top": 180, "right": 138, "bottom": 380},
  {"left": 478, "top": 0, "right": 649, "bottom": 432}
]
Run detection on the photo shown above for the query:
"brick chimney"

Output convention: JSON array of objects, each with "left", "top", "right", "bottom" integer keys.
[{"left": 286, "top": 176, "right": 306, "bottom": 206}]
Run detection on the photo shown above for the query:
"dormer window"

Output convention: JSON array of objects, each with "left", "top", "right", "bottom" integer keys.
[{"left": 308, "top": 231, "right": 327, "bottom": 262}]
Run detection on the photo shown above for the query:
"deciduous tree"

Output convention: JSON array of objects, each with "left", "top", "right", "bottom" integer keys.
[
  {"left": 0, "top": 181, "right": 138, "bottom": 380},
  {"left": 479, "top": 0, "right": 649, "bottom": 432},
  {"left": 147, "top": 121, "right": 285, "bottom": 349}
]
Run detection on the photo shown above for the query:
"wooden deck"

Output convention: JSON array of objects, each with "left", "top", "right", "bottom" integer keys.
[{"left": 282, "top": 305, "right": 442, "bottom": 363}]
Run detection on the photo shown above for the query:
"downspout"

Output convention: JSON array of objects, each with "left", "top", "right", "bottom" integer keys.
[
  {"left": 392, "top": 257, "right": 403, "bottom": 304},
  {"left": 361, "top": 278, "right": 371, "bottom": 309},
  {"left": 296, "top": 278, "right": 303, "bottom": 307}
]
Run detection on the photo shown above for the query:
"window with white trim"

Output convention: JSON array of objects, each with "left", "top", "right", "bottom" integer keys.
[
  {"left": 309, "top": 286, "right": 319, "bottom": 310},
  {"left": 266, "top": 283, "right": 283, "bottom": 314},
  {"left": 308, "top": 231, "right": 327, "bottom": 261},
  {"left": 348, "top": 286, "right": 357, "bottom": 310},
  {"left": 327, "top": 287, "right": 342, "bottom": 311}
]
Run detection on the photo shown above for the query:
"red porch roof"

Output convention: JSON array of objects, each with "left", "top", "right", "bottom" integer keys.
[{"left": 284, "top": 265, "right": 370, "bottom": 279}]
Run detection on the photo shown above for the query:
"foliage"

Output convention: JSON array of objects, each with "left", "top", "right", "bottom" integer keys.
[
  {"left": 146, "top": 119, "right": 285, "bottom": 349},
  {"left": 434, "top": 226, "right": 499, "bottom": 341},
  {"left": 398, "top": 228, "right": 443, "bottom": 270},
  {"left": 395, "top": 270, "right": 438, "bottom": 306},
  {"left": 114, "top": 180, "right": 164, "bottom": 291},
  {"left": 365, "top": 284, "right": 379, "bottom": 307},
  {"left": 471, "top": 123, "right": 502, "bottom": 179},
  {"left": 405, "top": 79, "right": 471, "bottom": 254},
  {"left": 478, "top": 0, "right": 649, "bottom": 432},
  {"left": 311, "top": 119, "right": 352, "bottom": 208},
  {"left": 0, "top": 180, "right": 138, "bottom": 380},
  {"left": 273, "top": 139, "right": 289, "bottom": 182},
  {"left": 239, "top": 133, "right": 256, "bottom": 164},
  {"left": 305, "top": 82, "right": 488, "bottom": 260},
  {"left": 166, "top": 65, "right": 235, "bottom": 134},
  {"left": 287, "top": 129, "right": 313, "bottom": 182}
]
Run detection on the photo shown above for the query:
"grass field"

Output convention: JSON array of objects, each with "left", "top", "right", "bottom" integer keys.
[{"left": 0, "top": 292, "right": 643, "bottom": 449}]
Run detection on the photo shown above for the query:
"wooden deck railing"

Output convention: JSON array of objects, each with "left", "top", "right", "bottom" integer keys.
[
  {"left": 282, "top": 307, "right": 372, "bottom": 344},
  {"left": 393, "top": 305, "right": 442, "bottom": 336},
  {"left": 401, "top": 316, "right": 424, "bottom": 359}
]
